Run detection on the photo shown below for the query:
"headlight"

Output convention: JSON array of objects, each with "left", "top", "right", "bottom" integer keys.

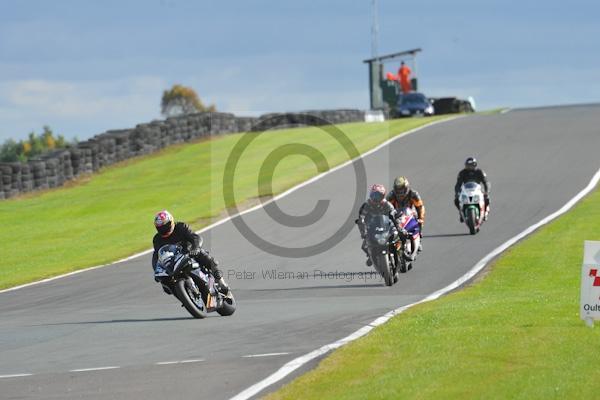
[
  {"left": 426, "top": 106, "right": 434, "bottom": 114},
  {"left": 374, "top": 233, "right": 388, "bottom": 245},
  {"left": 473, "top": 194, "right": 480, "bottom": 203},
  {"left": 401, "top": 109, "right": 410, "bottom": 115},
  {"left": 461, "top": 194, "right": 469, "bottom": 203}
]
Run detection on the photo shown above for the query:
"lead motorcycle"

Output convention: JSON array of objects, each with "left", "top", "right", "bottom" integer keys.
[
  {"left": 154, "top": 244, "right": 236, "bottom": 318},
  {"left": 363, "top": 214, "right": 400, "bottom": 286},
  {"left": 457, "top": 181, "right": 487, "bottom": 234}
]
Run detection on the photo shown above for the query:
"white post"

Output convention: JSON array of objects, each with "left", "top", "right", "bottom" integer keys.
[{"left": 371, "top": 0, "right": 379, "bottom": 59}]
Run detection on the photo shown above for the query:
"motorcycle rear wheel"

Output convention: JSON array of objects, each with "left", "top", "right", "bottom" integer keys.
[{"left": 217, "top": 292, "right": 237, "bottom": 316}]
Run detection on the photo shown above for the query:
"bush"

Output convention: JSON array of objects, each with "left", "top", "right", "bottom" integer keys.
[{"left": 0, "top": 126, "right": 75, "bottom": 162}]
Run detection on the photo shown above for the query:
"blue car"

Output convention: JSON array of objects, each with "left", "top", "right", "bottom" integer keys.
[{"left": 394, "top": 92, "right": 435, "bottom": 117}]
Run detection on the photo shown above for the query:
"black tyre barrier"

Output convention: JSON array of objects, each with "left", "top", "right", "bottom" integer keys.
[{"left": 0, "top": 109, "right": 365, "bottom": 199}]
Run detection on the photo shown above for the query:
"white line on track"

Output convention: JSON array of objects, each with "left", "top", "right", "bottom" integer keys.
[
  {"left": 0, "top": 116, "right": 464, "bottom": 295},
  {"left": 155, "top": 359, "right": 204, "bottom": 365},
  {"left": 229, "top": 167, "right": 600, "bottom": 400},
  {"left": 0, "top": 373, "right": 33, "bottom": 378},
  {"left": 500, "top": 108, "right": 512, "bottom": 114},
  {"left": 70, "top": 366, "right": 120, "bottom": 372},
  {"left": 242, "top": 352, "right": 290, "bottom": 358}
]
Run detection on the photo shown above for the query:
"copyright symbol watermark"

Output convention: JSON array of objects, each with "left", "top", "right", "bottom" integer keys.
[{"left": 222, "top": 113, "right": 367, "bottom": 258}]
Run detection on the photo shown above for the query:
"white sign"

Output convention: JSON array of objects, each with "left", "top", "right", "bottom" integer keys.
[
  {"left": 581, "top": 241, "right": 600, "bottom": 326},
  {"left": 364, "top": 110, "right": 385, "bottom": 123}
]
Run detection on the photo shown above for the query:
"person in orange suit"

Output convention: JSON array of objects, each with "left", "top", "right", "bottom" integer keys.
[
  {"left": 398, "top": 61, "right": 412, "bottom": 93},
  {"left": 386, "top": 72, "right": 397, "bottom": 81}
]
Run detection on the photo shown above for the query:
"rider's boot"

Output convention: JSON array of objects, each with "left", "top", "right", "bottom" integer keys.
[
  {"left": 213, "top": 268, "right": 230, "bottom": 295},
  {"left": 484, "top": 206, "right": 490, "bottom": 221},
  {"left": 361, "top": 239, "right": 373, "bottom": 266}
]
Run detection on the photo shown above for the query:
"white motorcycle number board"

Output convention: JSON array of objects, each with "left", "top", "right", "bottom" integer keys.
[{"left": 581, "top": 241, "right": 600, "bottom": 326}]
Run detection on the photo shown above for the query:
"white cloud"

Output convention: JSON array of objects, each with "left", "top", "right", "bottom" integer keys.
[
  {"left": 3, "top": 76, "right": 166, "bottom": 119},
  {"left": 0, "top": 76, "right": 167, "bottom": 141}
]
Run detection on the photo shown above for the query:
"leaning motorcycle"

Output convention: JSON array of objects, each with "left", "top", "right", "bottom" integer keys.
[
  {"left": 396, "top": 206, "right": 421, "bottom": 273},
  {"left": 154, "top": 244, "right": 236, "bottom": 318},
  {"left": 363, "top": 214, "right": 400, "bottom": 286},
  {"left": 457, "top": 181, "right": 486, "bottom": 234}
]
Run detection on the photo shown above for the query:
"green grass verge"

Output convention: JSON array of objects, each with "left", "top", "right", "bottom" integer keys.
[
  {"left": 266, "top": 183, "right": 600, "bottom": 399},
  {"left": 1, "top": 116, "right": 451, "bottom": 289}
]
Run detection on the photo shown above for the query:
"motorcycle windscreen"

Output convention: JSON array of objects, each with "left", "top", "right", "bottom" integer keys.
[
  {"left": 367, "top": 214, "right": 392, "bottom": 233},
  {"left": 463, "top": 182, "right": 480, "bottom": 191},
  {"left": 157, "top": 244, "right": 180, "bottom": 274}
]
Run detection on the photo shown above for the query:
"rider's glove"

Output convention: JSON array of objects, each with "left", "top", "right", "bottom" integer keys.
[
  {"left": 399, "top": 228, "right": 409, "bottom": 237},
  {"left": 417, "top": 218, "right": 424, "bottom": 226}
]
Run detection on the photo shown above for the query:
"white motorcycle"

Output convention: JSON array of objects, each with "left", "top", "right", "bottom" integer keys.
[{"left": 458, "top": 182, "right": 487, "bottom": 235}]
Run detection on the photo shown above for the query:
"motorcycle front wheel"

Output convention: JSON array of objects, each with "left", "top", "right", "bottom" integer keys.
[
  {"left": 175, "top": 278, "right": 208, "bottom": 319},
  {"left": 466, "top": 207, "right": 478, "bottom": 235},
  {"left": 375, "top": 254, "right": 394, "bottom": 287}
]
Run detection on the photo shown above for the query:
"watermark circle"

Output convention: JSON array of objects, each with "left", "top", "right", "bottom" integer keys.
[
  {"left": 222, "top": 113, "right": 367, "bottom": 258},
  {"left": 259, "top": 143, "right": 330, "bottom": 228}
]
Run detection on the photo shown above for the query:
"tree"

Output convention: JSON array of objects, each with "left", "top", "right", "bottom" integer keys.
[
  {"left": 0, "top": 139, "right": 21, "bottom": 162},
  {"left": 160, "top": 84, "right": 216, "bottom": 117}
]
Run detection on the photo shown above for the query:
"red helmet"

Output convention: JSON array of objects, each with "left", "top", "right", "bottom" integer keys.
[
  {"left": 368, "top": 184, "right": 386, "bottom": 205},
  {"left": 154, "top": 210, "right": 174, "bottom": 237}
]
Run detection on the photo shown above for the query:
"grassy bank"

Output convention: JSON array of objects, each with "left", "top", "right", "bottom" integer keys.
[
  {"left": 266, "top": 183, "right": 600, "bottom": 399},
  {"left": 1, "top": 116, "right": 451, "bottom": 289}
]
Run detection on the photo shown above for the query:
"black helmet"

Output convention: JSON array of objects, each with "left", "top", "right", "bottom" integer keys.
[{"left": 465, "top": 157, "right": 477, "bottom": 170}]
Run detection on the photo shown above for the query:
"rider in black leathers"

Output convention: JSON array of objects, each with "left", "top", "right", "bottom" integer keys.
[
  {"left": 152, "top": 210, "right": 229, "bottom": 294},
  {"left": 454, "top": 157, "right": 490, "bottom": 221},
  {"left": 357, "top": 184, "right": 400, "bottom": 266}
]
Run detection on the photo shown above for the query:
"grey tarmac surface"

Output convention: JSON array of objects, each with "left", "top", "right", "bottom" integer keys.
[{"left": 1, "top": 104, "right": 599, "bottom": 399}]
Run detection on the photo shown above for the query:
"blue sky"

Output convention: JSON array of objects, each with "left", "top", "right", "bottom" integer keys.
[{"left": 1, "top": 0, "right": 599, "bottom": 142}]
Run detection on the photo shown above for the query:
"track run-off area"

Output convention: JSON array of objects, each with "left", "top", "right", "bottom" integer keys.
[{"left": 1, "top": 104, "right": 599, "bottom": 399}]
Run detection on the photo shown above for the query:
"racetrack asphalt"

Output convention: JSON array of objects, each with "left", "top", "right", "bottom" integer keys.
[{"left": 1, "top": 104, "right": 599, "bottom": 399}]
